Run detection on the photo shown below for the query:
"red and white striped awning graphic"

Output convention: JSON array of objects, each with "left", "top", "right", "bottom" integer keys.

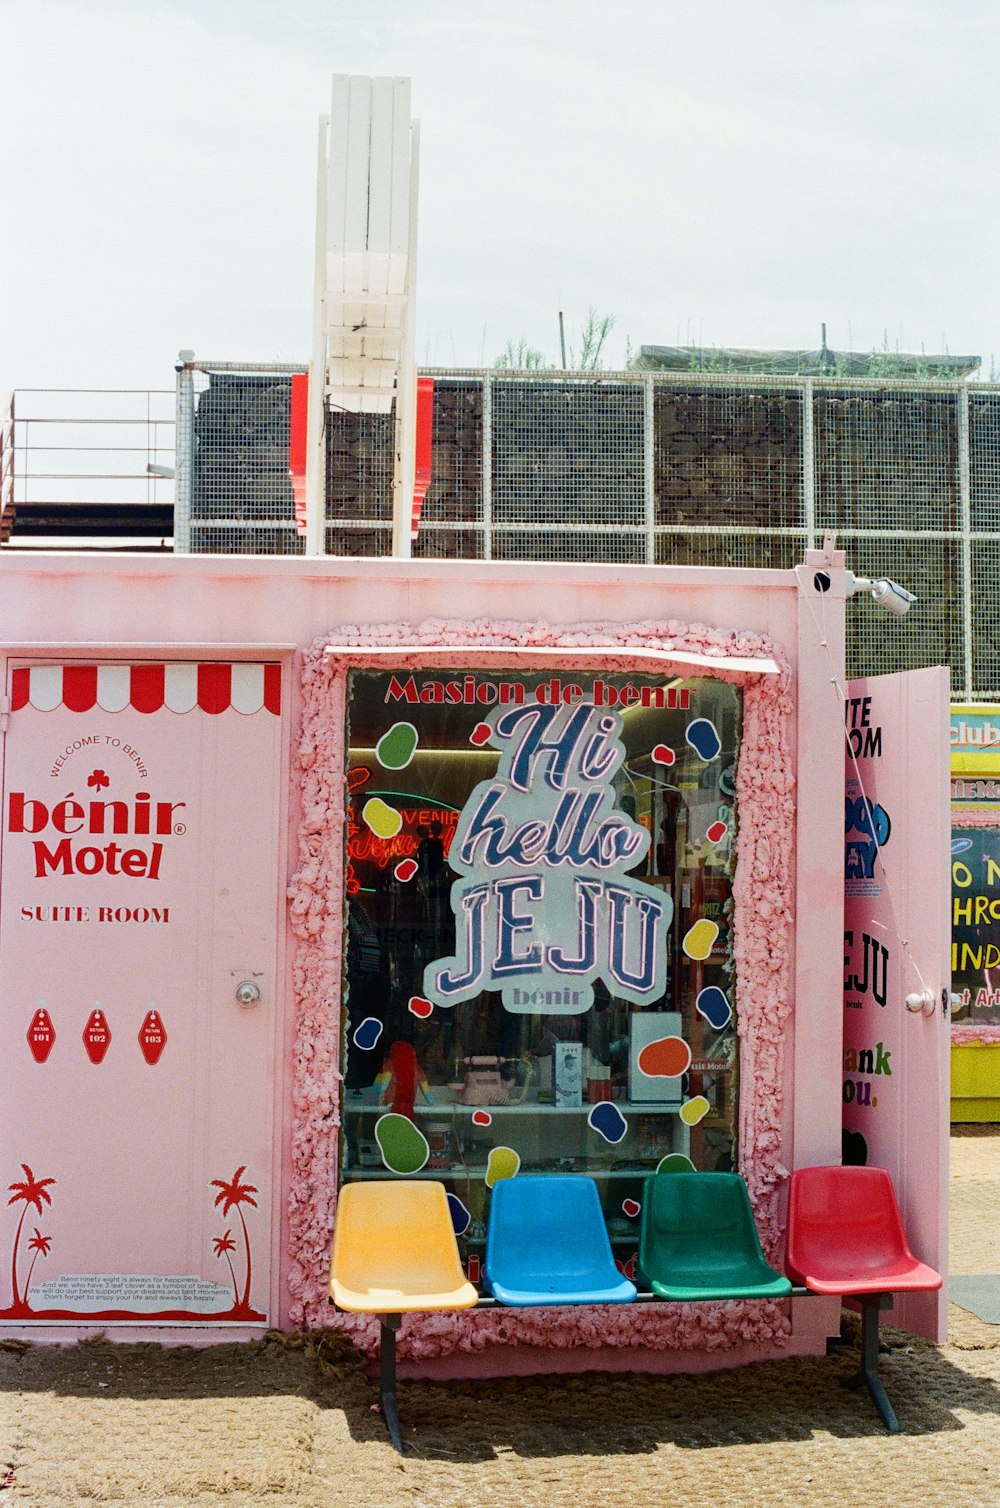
[{"left": 10, "top": 663, "right": 281, "bottom": 716}]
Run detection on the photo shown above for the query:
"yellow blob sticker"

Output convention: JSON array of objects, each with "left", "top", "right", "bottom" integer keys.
[
  {"left": 485, "top": 1146, "right": 521, "bottom": 1188},
  {"left": 682, "top": 918, "right": 719, "bottom": 960},
  {"left": 680, "top": 1095, "right": 711, "bottom": 1126},
  {"left": 362, "top": 797, "right": 402, "bottom": 839}
]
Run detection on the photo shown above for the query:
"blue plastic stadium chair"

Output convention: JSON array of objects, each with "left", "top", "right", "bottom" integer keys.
[{"left": 485, "top": 1174, "right": 637, "bottom": 1306}]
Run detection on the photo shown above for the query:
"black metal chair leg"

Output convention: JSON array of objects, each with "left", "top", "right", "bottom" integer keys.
[
  {"left": 379, "top": 1314, "right": 404, "bottom": 1453},
  {"left": 842, "top": 1295, "right": 900, "bottom": 1433}
]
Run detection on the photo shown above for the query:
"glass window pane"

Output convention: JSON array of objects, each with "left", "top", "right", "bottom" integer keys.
[{"left": 341, "top": 669, "right": 741, "bottom": 1280}]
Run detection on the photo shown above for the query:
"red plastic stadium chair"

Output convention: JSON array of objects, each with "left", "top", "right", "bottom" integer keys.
[{"left": 786, "top": 1165, "right": 942, "bottom": 1432}]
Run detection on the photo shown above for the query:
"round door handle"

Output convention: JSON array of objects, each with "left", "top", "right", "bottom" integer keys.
[
  {"left": 904, "top": 988, "right": 935, "bottom": 1016},
  {"left": 235, "top": 980, "right": 262, "bottom": 1007}
]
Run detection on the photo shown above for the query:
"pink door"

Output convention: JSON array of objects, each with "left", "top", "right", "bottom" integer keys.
[
  {"left": 843, "top": 668, "right": 951, "bottom": 1340},
  {"left": 0, "top": 661, "right": 283, "bottom": 1327}
]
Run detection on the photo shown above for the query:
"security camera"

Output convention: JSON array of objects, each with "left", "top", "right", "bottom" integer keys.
[
  {"left": 870, "top": 578, "right": 916, "bottom": 617},
  {"left": 847, "top": 574, "right": 917, "bottom": 618}
]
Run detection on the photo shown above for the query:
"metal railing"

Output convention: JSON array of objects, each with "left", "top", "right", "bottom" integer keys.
[{"left": 0, "top": 388, "right": 175, "bottom": 549}]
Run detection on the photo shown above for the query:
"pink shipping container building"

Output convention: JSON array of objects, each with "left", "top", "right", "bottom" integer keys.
[{"left": 0, "top": 542, "right": 950, "bottom": 1381}]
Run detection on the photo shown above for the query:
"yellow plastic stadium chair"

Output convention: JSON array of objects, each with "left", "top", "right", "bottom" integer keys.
[{"left": 329, "top": 1180, "right": 478, "bottom": 1450}]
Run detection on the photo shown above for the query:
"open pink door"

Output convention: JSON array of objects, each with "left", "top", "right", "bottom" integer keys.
[
  {"left": 0, "top": 662, "right": 283, "bottom": 1327},
  {"left": 843, "top": 668, "right": 950, "bottom": 1341}
]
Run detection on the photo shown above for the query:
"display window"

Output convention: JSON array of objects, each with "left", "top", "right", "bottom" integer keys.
[{"left": 340, "top": 668, "right": 740, "bottom": 1269}]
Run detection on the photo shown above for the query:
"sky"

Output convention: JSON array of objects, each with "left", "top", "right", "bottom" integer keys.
[{"left": 2, "top": 0, "right": 999, "bottom": 401}]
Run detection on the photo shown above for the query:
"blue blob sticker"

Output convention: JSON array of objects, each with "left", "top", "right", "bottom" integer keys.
[
  {"left": 695, "top": 986, "right": 732, "bottom": 1031},
  {"left": 685, "top": 718, "right": 722, "bottom": 761},
  {"left": 352, "top": 1017, "right": 383, "bottom": 1051},
  {"left": 447, "top": 1192, "right": 472, "bottom": 1236},
  {"left": 588, "top": 1102, "right": 628, "bottom": 1144}
]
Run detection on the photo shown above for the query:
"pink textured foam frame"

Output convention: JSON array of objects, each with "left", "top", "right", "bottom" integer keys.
[{"left": 287, "top": 618, "right": 794, "bottom": 1358}]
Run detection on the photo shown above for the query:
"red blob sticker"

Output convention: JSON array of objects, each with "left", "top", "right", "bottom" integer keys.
[
  {"left": 83, "top": 1008, "right": 111, "bottom": 1065},
  {"left": 652, "top": 744, "right": 675, "bottom": 766},
  {"left": 471, "top": 1110, "right": 493, "bottom": 1126},
  {"left": 394, "top": 858, "right": 418, "bottom": 882},
  {"left": 138, "top": 1009, "right": 167, "bottom": 1066},
  {"left": 27, "top": 1007, "right": 55, "bottom": 1064},
  {"left": 408, "top": 996, "right": 434, "bottom": 1019},
  {"left": 470, "top": 723, "right": 492, "bottom": 746},
  {"left": 637, "top": 1035, "right": 691, "bottom": 1079},
  {"left": 622, "top": 1198, "right": 641, "bottom": 1218},
  {"left": 706, "top": 820, "right": 727, "bottom": 843}
]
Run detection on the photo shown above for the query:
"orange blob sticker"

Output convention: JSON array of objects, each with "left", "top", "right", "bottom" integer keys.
[{"left": 637, "top": 1035, "right": 691, "bottom": 1078}]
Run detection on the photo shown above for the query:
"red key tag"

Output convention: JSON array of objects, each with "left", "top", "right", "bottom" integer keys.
[
  {"left": 138, "top": 1007, "right": 167, "bottom": 1066},
  {"left": 83, "top": 1006, "right": 111, "bottom": 1064},
  {"left": 27, "top": 1006, "right": 56, "bottom": 1064}
]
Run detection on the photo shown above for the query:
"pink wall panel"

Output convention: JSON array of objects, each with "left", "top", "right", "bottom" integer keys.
[{"left": 0, "top": 664, "right": 282, "bottom": 1325}]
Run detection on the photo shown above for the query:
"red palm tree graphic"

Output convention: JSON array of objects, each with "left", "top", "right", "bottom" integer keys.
[
  {"left": 210, "top": 1167, "right": 258, "bottom": 1317},
  {"left": 7, "top": 1165, "right": 55, "bottom": 1316},
  {"left": 24, "top": 1229, "right": 53, "bottom": 1299},
  {"left": 213, "top": 1229, "right": 239, "bottom": 1308}
]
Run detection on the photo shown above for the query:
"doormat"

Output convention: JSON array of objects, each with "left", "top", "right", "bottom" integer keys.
[{"left": 949, "top": 1275, "right": 1000, "bottom": 1324}]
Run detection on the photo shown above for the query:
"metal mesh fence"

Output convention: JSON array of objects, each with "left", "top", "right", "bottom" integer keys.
[
  {"left": 840, "top": 535, "right": 964, "bottom": 687},
  {"left": 492, "top": 528, "right": 646, "bottom": 565},
  {"left": 970, "top": 391, "right": 1000, "bottom": 531},
  {"left": 654, "top": 530, "right": 807, "bottom": 571},
  {"left": 815, "top": 386, "right": 960, "bottom": 532},
  {"left": 971, "top": 538, "right": 1000, "bottom": 691},
  {"left": 654, "top": 383, "right": 803, "bottom": 529},
  {"left": 175, "top": 363, "right": 1000, "bottom": 698},
  {"left": 492, "top": 377, "right": 645, "bottom": 528},
  {"left": 186, "top": 366, "right": 304, "bottom": 555}
]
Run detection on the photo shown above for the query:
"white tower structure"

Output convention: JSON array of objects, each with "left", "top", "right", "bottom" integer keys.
[{"left": 305, "top": 76, "right": 420, "bottom": 557}]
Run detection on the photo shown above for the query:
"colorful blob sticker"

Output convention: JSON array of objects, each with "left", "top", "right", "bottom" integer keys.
[
  {"left": 706, "top": 820, "right": 728, "bottom": 844},
  {"left": 471, "top": 1109, "right": 493, "bottom": 1127},
  {"left": 622, "top": 1198, "right": 641, "bottom": 1219},
  {"left": 26, "top": 1007, "right": 55, "bottom": 1064},
  {"left": 652, "top": 744, "right": 675, "bottom": 767},
  {"left": 447, "top": 1192, "right": 472, "bottom": 1236},
  {"left": 655, "top": 1153, "right": 696, "bottom": 1174},
  {"left": 696, "top": 986, "right": 732, "bottom": 1031},
  {"left": 362, "top": 798, "right": 402, "bottom": 839},
  {"left": 637, "top": 1035, "right": 691, "bottom": 1079},
  {"left": 375, "top": 721, "right": 419, "bottom": 770},
  {"left": 685, "top": 718, "right": 722, "bottom": 761},
  {"left": 485, "top": 1146, "right": 520, "bottom": 1188},
  {"left": 408, "top": 996, "right": 433, "bottom": 1019},
  {"left": 588, "top": 1102, "right": 628, "bottom": 1144},
  {"left": 394, "top": 858, "right": 418, "bottom": 882},
  {"left": 469, "top": 723, "right": 492, "bottom": 746},
  {"left": 352, "top": 1017, "right": 383, "bottom": 1051},
  {"left": 683, "top": 918, "right": 719, "bottom": 960},
  {"left": 680, "top": 1096, "right": 711, "bottom": 1126},
  {"left": 374, "top": 1113, "right": 429, "bottom": 1175}
]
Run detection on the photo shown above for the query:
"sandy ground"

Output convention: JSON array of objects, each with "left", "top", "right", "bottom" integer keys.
[{"left": 1, "top": 1128, "right": 998, "bottom": 1508}]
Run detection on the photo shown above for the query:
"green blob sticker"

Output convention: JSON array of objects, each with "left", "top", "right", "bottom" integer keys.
[
  {"left": 375, "top": 722, "right": 419, "bottom": 771},
  {"left": 374, "top": 1113, "right": 429, "bottom": 1175},
  {"left": 655, "top": 1153, "right": 696, "bottom": 1175}
]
